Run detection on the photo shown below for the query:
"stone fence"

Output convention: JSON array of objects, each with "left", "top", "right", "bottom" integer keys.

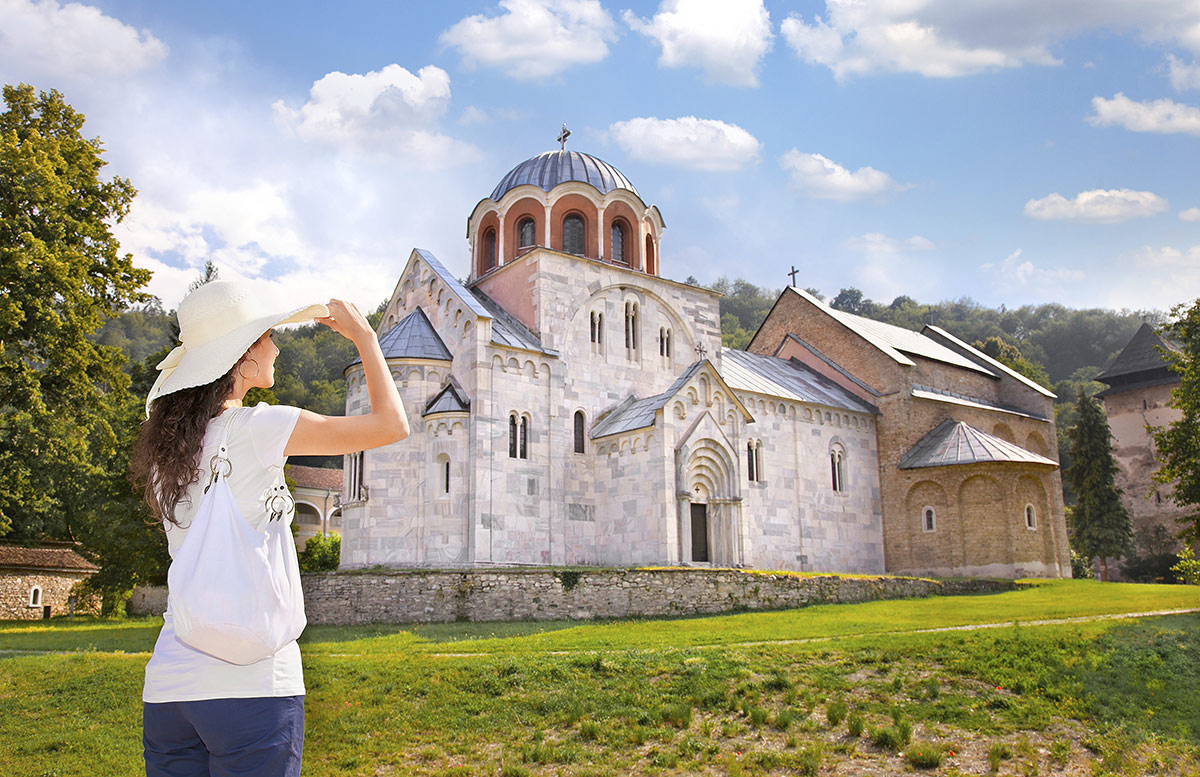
[{"left": 130, "top": 568, "right": 1016, "bottom": 624}]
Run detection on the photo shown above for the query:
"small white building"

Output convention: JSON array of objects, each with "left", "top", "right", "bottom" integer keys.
[{"left": 339, "top": 149, "right": 884, "bottom": 573}]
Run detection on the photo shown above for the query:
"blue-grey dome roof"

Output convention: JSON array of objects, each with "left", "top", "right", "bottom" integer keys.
[{"left": 490, "top": 151, "right": 638, "bottom": 201}]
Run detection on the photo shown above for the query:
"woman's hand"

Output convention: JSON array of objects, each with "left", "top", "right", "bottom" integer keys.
[{"left": 316, "top": 299, "right": 375, "bottom": 345}]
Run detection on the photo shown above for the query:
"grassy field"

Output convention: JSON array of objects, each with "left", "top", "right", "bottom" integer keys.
[{"left": 2, "top": 579, "right": 1199, "bottom": 776}]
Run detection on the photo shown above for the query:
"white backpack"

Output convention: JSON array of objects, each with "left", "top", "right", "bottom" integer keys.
[{"left": 167, "top": 408, "right": 307, "bottom": 665}]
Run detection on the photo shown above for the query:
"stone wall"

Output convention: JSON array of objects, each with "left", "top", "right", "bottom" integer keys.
[
  {"left": 0, "top": 571, "right": 94, "bottom": 621},
  {"left": 287, "top": 568, "right": 1012, "bottom": 625}
]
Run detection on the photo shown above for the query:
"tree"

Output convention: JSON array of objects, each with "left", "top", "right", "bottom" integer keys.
[
  {"left": 1151, "top": 299, "right": 1200, "bottom": 544},
  {"left": 0, "top": 84, "right": 150, "bottom": 540},
  {"left": 297, "top": 532, "right": 340, "bottom": 573},
  {"left": 1064, "top": 390, "right": 1133, "bottom": 580},
  {"left": 972, "top": 336, "right": 1052, "bottom": 388}
]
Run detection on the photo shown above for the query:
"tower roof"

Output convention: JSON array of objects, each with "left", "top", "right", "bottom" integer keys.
[
  {"left": 1096, "top": 322, "right": 1180, "bottom": 383},
  {"left": 490, "top": 150, "right": 638, "bottom": 201},
  {"left": 351, "top": 307, "right": 451, "bottom": 368}
]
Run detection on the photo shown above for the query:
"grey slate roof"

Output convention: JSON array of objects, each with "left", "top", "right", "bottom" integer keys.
[
  {"left": 899, "top": 419, "right": 1058, "bottom": 470},
  {"left": 922, "top": 325, "right": 1056, "bottom": 398},
  {"left": 352, "top": 306, "right": 451, "bottom": 367},
  {"left": 415, "top": 248, "right": 492, "bottom": 319},
  {"left": 720, "top": 349, "right": 878, "bottom": 414},
  {"left": 468, "top": 287, "right": 558, "bottom": 355},
  {"left": 423, "top": 380, "right": 470, "bottom": 416},
  {"left": 490, "top": 150, "right": 638, "bottom": 201},
  {"left": 590, "top": 361, "right": 707, "bottom": 439},
  {"left": 786, "top": 288, "right": 995, "bottom": 376},
  {"left": 911, "top": 385, "right": 1049, "bottom": 421},
  {"left": 1097, "top": 323, "right": 1181, "bottom": 383}
]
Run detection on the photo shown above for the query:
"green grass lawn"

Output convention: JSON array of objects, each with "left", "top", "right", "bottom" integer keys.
[{"left": 2, "top": 579, "right": 1199, "bottom": 776}]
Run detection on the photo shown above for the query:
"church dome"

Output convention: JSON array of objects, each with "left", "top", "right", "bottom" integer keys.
[{"left": 490, "top": 150, "right": 639, "bottom": 201}]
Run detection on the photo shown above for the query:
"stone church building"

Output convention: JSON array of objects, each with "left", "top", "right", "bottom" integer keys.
[{"left": 340, "top": 147, "right": 1070, "bottom": 579}]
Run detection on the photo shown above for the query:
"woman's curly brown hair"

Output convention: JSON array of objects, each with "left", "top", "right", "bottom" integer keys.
[{"left": 130, "top": 365, "right": 238, "bottom": 525}]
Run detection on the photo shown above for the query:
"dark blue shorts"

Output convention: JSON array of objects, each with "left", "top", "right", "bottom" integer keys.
[{"left": 143, "top": 696, "right": 304, "bottom": 777}]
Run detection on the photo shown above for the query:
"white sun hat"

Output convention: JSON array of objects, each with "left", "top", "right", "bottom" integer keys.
[{"left": 145, "top": 280, "right": 329, "bottom": 416}]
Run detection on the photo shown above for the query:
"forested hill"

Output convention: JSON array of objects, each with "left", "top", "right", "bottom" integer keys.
[{"left": 100, "top": 279, "right": 1160, "bottom": 418}]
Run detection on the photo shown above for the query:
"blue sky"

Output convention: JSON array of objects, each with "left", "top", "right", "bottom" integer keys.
[{"left": 3, "top": 0, "right": 1199, "bottom": 314}]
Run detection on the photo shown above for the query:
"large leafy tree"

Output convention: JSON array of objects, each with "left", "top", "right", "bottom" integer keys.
[
  {"left": 1065, "top": 390, "right": 1133, "bottom": 580},
  {"left": 0, "top": 84, "right": 150, "bottom": 540},
  {"left": 1151, "top": 299, "right": 1200, "bottom": 544}
]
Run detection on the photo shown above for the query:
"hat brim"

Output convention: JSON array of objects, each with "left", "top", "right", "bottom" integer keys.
[{"left": 146, "top": 301, "right": 329, "bottom": 414}]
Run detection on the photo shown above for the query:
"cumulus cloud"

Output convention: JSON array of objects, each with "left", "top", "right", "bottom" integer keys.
[
  {"left": 1167, "top": 54, "right": 1200, "bottom": 91},
  {"left": 780, "top": 151, "right": 906, "bottom": 201},
  {"left": 840, "top": 232, "right": 938, "bottom": 300},
  {"left": 440, "top": 0, "right": 617, "bottom": 80},
  {"left": 980, "top": 249, "right": 1085, "bottom": 287},
  {"left": 272, "top": 64, "right": 476, "bottom": 164},
  {"left": 1023, "top": 189, "right": 1169, "bottom": 223},
  {"left": 624, "top": 0, "right": 773, "bottom": 87},
  {"left": 779, "top": 0, "right": 1200, "bottom": 80},
  {"left": 1181, "top": 207, "right": 1200, "bottom": 222},
  {"left": 607, "top": 116, "right": 761, "bottom": 170},
  {"left": 1087, "top": 92, "right": 1200, "bottom": 135},
  {"left": 0, "top": 0, "right": 167, "bottom": 81}
]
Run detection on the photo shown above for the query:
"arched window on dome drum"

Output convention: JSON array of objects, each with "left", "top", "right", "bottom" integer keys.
[
  {"left": 574, "top": 411, "right": 586, "bottom": 454},
  {"left": 483, "top": 228, "right": 497, "bottom": 270},
  {"left": 611, "top": 220, "right": 626, "bottom": 264},
  {"left": 518, "top": 217, "right": 536, "bottom": 248},
  {"left": 645, "top": 234, "right": 655, "bottom": 274},
  {"left": 563, "top": 214, "right": 585, "bottom": 255}
]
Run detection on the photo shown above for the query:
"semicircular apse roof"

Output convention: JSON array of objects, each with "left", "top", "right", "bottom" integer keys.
[{"left": 490, "top": 150, "right": 639, "bottom": 201}]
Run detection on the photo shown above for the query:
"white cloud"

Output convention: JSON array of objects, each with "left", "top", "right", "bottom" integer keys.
[
  {"left": 1181, "top": 207, "right": 1200, "bottom": 222},
  {"left": 440, "top": 0, "right": 617, "bottom": 80},
  {"left": 608, "top": 116, "right": 761, "bottom": 171},
  {"left": 624, "top": 0, "right": 773, "bottom": 87},
  {"left": 779, "top": 0, "right": 1200, "bottom": 81},
  {"left": 1168, "top": 54, "right": 1200, "bottom": 91},
  {"left": 980, "top": 249, "right": 1085, "bottom": 287},
  {"left": 780, "top": 151, "right": 906, "bottom": 201},
  {"left": 845, "top": 233, "right": 936, "bottom": 255},
  {"left": 1087, "top": 92, "right": 1200, "bottom": 135},
  {"left": 0, "top": 0, "right": 166, "bottom": 81},
  {"left": 458, "top": 106, "right": 523, "bottom": 125},
  {"left": 271, "top": 64, "right": 476, "bottom": 164},
  {"left": 839, "top": 232, "right": 937, "bottom": 300},
  {"left": 1023, "top": 189, "right": 1169, "bottom": 223}
]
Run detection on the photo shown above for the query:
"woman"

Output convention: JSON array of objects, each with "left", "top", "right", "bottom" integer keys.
[{"left": 132, "top": 279, "right": 409, "bottom": 776}]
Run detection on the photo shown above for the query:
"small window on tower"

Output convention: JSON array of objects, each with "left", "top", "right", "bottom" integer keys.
[
  {"left": 611, "top": 220, "right": 627, "bottom": 263},
  {"left": 923, "top": 507, "right": 936, "bottom": 533},
  {"left": 563, "top": 214, "right": 585, "bottom": 255},
  {"left": 518, "top": 217, "right": 536, "bottom": 248}
]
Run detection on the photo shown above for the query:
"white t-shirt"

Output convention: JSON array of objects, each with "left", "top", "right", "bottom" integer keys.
[{"left": 143, "top": 403, "right": 306, "bottom": 703}]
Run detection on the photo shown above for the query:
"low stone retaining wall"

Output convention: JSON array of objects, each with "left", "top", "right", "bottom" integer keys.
[
  {"left": 130, "top": 569, "right": 1015, "bottom": 623},
  {"left": 300, "top": 568, "right": 1014, "bottom": 625}
]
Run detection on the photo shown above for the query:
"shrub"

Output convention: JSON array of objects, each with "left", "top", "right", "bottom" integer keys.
[
  {"left": 826, "top": 700, "right": 848, "bottom": 727},
  {"left": 905, "top": 742, "right": 944, "bottom": 769},
  {"left": 870, "top": 726, "right": 904, "bottom": 751},
  {"left": 847, "top": 712, "right": 865, "bottom": 738},
  {"left": 1070, "top": 548, "right": 1094, "bottom": 580},
  {"left": 297, "top": 532, "right": 340, "bottom": 573},
  {"left": 1172, "top": 545, "right": 1200, "bottom": 585},
  {"left": 988, "top": 742, "right": 1013, "bottom": 772}
]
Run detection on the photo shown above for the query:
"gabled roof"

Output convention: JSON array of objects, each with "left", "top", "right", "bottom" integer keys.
[
  {"left": 468, "top": 287, "right": 557, "bottom": 355},
  {"left": 590, "top": 360, "right": 752, "bottom": 439},
  {"left": 423, "top": 379, "right": 471, "bottom": 416},
  {"left": 414, "top": 248, "right": 492, "bottom": 319},
  {"left": 911, "top": 385, "right": 1049, "bottom": 421},
  {"left": 288, "top": 464, "right": 343, "bottom": 490},
  {"left": 0, "top": 543, "right": 98, "bottom": 573},
  {"left": 1097, "top": 323, "right": 1181, "bottom": 383},
  {"left": 899, "top": 420, "right": 1058, "bottom": 470},
  {"left": 720, "top": 349, "right": 878, "bottom": 414},
  {"left": 922, "top": 325, "right": 1055, "bottom": 398},
  {"left": 775, "top": 288, "right": 996, "bottom": 376}
]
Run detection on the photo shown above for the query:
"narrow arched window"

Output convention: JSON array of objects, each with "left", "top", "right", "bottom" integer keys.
[
  {"left": 591, "top": 312, "right": 597, "bottom": 344},
  {"left": 659, "top": 327, "right": 666, "bottom": 356},
  {"left": 830, "top": 449, "right": 845, "bottom": 492},
  {"left": 519, "top": 416, "right": 529, "bottom": 459},
  {"left": 437, "top": 453, "right": 451, "bottom": 496},
  {"left": 755, "top": 441, "right": 763, "bottom": 482},
  {"left": 747, "top": 441, "right": 757, "bottom": 482},
  {"left": 574, "top": 411, "right": 586, "bottom": 454},
  {"left": 509, "top": 414, "right": 518, "bottom": 459},
  {"left": 483, "top": 228, "right": 497, "bottom": 270},
  {"left": 625, "top": 302, "right": 638, "bottom": 353},
  {"left": 518, "top": 217, "right": 536, "bottom": 248},
  {"left": 1025, "top": 504, "right": 1037, "bottom": 530},
  {"left": 923, "top": 507, "right": 936, "bottom": 532},
  {"left": 645, "top": 234, "right": 655, "bottom": 274},
  {"left": 29, "top": 586, "right": 41, "bottom": 607},
  {"left": 563, "top": 214, "right": 585, "bottom": 255},
  {"left": 665, "top": 329, "right": 671, "bottom": 358},
  {"left": 611, "top": 220, "right": 626, "bottom": 263}
]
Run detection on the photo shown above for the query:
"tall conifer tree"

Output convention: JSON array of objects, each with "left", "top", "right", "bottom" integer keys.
[{"left": 1065, "top": 390, "right": 1132, "bottom": 581}]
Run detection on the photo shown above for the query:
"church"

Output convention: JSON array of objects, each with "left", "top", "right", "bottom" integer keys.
[{"left": 339, "top": 144, "right": 1070, "bottom": 579}]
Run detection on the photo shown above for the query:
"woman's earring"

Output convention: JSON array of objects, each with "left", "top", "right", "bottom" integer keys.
[{"left": 238, "top": 358, "right": 260, "bottom": 380}]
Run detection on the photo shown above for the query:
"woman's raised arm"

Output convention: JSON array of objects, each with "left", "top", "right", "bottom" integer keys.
[{"left": 284, "top": 299, "right": 410, "bottom": 457}]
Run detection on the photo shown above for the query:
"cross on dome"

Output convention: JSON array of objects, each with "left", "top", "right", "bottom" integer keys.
[{"left": 557, "top": 123, "right": 571, "bottom": 150}]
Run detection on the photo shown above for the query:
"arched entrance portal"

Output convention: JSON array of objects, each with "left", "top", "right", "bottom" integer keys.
[{"left": 676, "top": 436, "right": 743, "bottom": 566}]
